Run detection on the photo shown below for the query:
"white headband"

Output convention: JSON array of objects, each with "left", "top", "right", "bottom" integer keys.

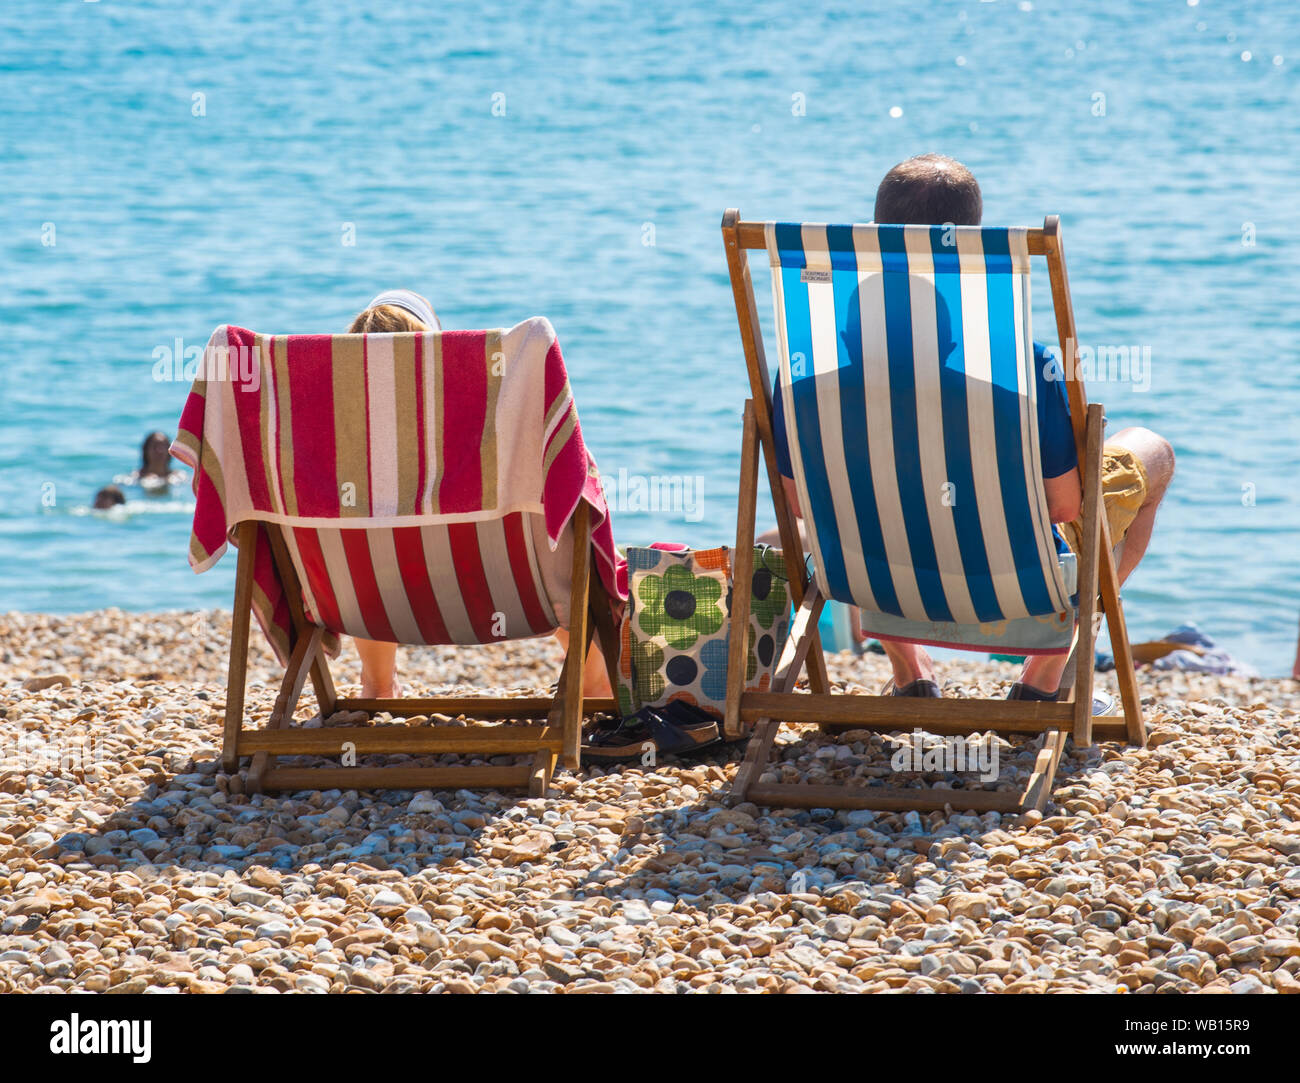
[{"left": 365, "top": 289, "right": 441, "bottom": 330}]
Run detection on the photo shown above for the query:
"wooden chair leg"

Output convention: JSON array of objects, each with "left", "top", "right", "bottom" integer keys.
[
  {"left": 729, "top": 581, "right": 825, "bottom": 803},
  {"left": 309, "top": 654, "right": 337, "bottom": 719},
  {"left": 222, "top": 521, "right": 257, "bottom": 773},
  {"left": 558, "top": 501, "right": 592, "bottom": 770},
  {"left": 1100, "top": 541, "right": 1145, "bottom": 747},
  {"left": 1020, "top": 729, "right": 1069, "bottom": 813},
  {"left": 771, "top": 580, "right": 826, "bottom": 690},
  {"left": 264, "top": 524, "right": 338, "bottom": 718},
  {"left": 730, "top": 720, "right": 782, "bottom": 805},
  {"left": 725, "top": 401, "right": 761, "bottom": 740},
  {"left": 247, "top": 625, "right": 323, "bottom": 794},
  {"left": 588, "top": 569, "right": 622, "bottom": 709},
  {"left": 1071, "top": 403, "right": 1105, "bottom": 746},
  {"left": 528, "top": 749, "right": 553, "bottom": 798}
]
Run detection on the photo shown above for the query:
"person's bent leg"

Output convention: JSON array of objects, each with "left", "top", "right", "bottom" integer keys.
[
  {"left": 1104, "top": 426, "right": 1175, "bottom": 584},
  {"left": 553, "top": 628, "right": 612, "bottom": 699},
  {"left": 1018, "top": 647, "right": 1071, "bottom": 698},
  {"left": 355, "top": 638, "right": 399, "bottom": 699},
  {"left": 879, "top": 639, "right": 935, "bottom": 690},
  {"left": 582, "top": 640, "right": 612, "bottom": 699},
  {"left": 1018, "top": 427, "right": 1174, "bottom": 697}
]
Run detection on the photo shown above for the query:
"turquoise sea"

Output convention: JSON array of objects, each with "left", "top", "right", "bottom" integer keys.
[{"left": 0, "top": 0, "right": 1296, "bottom": 673}]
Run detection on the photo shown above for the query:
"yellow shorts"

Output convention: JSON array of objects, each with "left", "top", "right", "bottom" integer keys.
[{"left": 1059, "top": 445, "right": 1148, "bottom": 555}]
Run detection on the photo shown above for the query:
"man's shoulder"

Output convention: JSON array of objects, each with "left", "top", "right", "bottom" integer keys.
[{"left": 1031, "top": 341, "right": 1064, "bottom": 386}]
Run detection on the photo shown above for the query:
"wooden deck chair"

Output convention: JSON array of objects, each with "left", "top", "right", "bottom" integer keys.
[
  {"left": 720, "top": 212, "right": 1146, "bottom": 813},
  {"left": 173, "top": 318, "right": 622, "bottom": 797}
]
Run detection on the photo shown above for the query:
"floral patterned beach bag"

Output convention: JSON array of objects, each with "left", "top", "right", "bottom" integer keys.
[{"left": 616, "top": 545, "right": 791, "bottom": 733}]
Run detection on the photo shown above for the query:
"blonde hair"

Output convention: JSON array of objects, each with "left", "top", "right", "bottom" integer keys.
[{"left": 348, "top": 303, "right": 433, "bottom": 334}]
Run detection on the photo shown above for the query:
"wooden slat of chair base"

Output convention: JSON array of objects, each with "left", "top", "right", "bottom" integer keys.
[
  {"left": 221, "top": 501, "right": 619, "bottom": 798},
  {"left": 720, "top": 211, "right": 1146, "bottom": 815}
]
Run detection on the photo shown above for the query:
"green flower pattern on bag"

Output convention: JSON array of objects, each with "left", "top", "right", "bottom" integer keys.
[
  {"left": 627, "top": 638, "right": 665, "bottom": 707},
  {"left": 617, "top": 547, "right": 790, "bottom": 723},
  {"left": 635, "top": 564, "right": 725, "bottom": 650},
  {"left": 750, "top": 561, "right": 786, "bottom": 629}
]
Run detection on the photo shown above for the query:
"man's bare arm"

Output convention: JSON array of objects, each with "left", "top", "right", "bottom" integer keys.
[
  {"left": 783, "top": 476, "right": 802, "bottom": 521},
  {"left": 1043, "top": 469, "right": 1082, "bottom": 524}
]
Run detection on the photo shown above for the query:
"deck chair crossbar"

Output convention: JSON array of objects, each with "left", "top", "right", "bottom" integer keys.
[
  {"left": 720, "top": 210, "right": 1146, "bottom": 814},
  {"left": 221, "top": 504, "right": 621, "bottom": 797}
]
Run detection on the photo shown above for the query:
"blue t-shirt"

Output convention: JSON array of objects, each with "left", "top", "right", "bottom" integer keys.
[{"left": 771, "top": 341, "right": 1078, "bottom": 486}]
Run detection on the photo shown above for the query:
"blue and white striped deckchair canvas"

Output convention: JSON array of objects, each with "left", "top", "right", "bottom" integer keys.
[{"left": 766, "top": 222, "right": 1075, "bottom": 654}]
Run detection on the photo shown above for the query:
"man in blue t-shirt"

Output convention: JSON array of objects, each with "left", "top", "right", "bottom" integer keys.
[{"left": 767, "top": 154, "right": 1175, "bottom": 701}]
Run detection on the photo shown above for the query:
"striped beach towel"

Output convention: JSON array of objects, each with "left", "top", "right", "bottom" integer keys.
[
  {"left": 172, "top": 317, "right": 624, "bottom": 662},
  {"left": 768, "top": 223, "right": 1074, "bottom": 652}
]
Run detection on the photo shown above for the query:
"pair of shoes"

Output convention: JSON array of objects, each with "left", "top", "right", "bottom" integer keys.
[
  {"left": 881, "top": 677, "right": 943, "bottom": 698},
  {"left": 1006, "top": 683, "right": 1116, "bottom": 715},
  {"left": 582, "top": 700, "right": 721, "bottom": 762}
]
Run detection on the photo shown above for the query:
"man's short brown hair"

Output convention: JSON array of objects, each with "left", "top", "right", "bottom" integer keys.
[{"left": 874, "top": 154, "right": 983, "bottom": 226}]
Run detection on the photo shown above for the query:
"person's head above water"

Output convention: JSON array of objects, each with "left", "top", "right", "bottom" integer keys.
[
  {"left": 94, "top": 485, "right": 126, "bottom": 509},
  {"left": 140, "top": 431, "right": 172, "bottom": 477},
  {"left": 874, "top": 154, "right": 983, "bottom": 227},
  {"left": 348, "top": 289, "right": 440, "bottom": 334}
]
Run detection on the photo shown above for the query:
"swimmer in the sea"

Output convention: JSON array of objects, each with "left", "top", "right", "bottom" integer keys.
[
  {"left": 93, "top": 485, "right": 126, "bottom": 509},
  {"left": 119, "top": 431, "right": 187, "bottom": 492}
]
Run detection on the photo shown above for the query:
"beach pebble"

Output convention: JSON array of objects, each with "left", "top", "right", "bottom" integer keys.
[{"left": 22, "top": 674, "right": 71, "bottom": 693}]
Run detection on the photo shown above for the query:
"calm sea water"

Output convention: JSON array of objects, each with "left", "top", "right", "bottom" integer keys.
[{"left": 1, "top": 0, "right": 1296, "bottom": 673}]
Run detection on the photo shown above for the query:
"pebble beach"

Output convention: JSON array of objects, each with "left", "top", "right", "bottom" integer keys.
[{"left": 1, "top": 609, "right": 1298, "bottom": 995}]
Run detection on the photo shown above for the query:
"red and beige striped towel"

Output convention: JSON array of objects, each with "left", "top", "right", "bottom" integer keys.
[{"left": 171, "top": 317, "right": 624, "bottom": 662}]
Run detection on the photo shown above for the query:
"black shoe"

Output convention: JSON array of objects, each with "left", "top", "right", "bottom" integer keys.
[
  {"left": 1006, "top": 682, "right": 1060, "bottom": 702},
  {"left": 1007, "top": 682, "right": 1117, "bottom": 715},
  {"left": 889, "top": 678, "right": 943, "bottom": 698}
]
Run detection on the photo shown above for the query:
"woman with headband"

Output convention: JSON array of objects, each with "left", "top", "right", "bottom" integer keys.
[{"left": 345, "top": 291, "right": 611, "bottom": 702}]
